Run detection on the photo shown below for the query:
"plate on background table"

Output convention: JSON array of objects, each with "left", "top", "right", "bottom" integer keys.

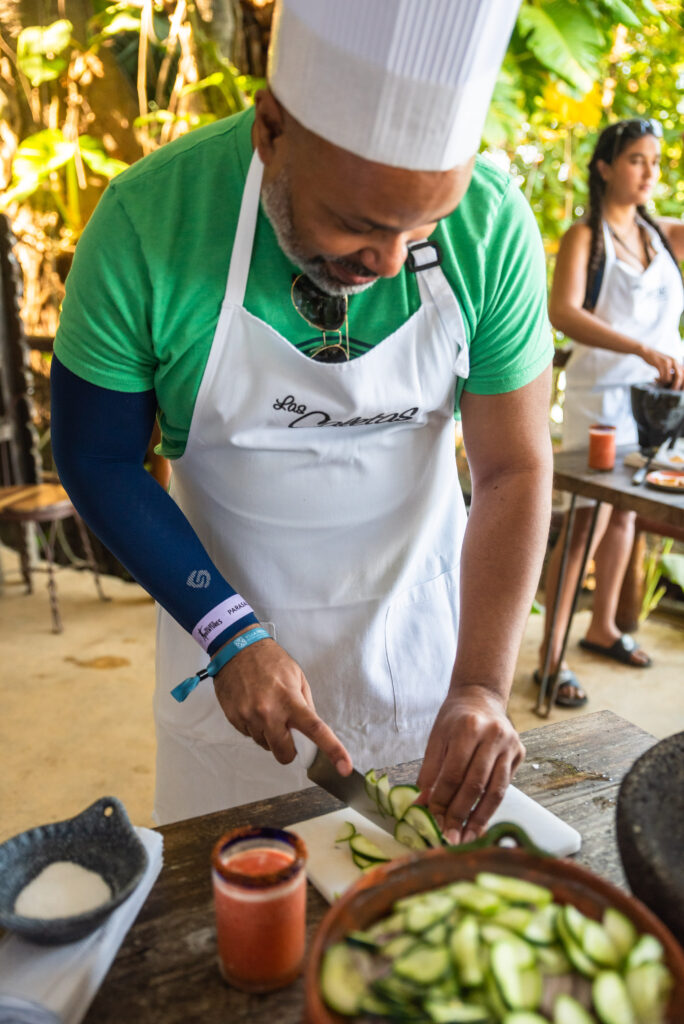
[{"left": 645, "top": 469, "right": 684, "bottom": 492}]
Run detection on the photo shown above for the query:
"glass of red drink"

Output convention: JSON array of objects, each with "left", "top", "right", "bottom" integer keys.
[
  {"left": 588, "top": 423, "right": 616, "bottom": 471},
  {"left": 211, "top": 825, "right": 308, "bottom": 992}
]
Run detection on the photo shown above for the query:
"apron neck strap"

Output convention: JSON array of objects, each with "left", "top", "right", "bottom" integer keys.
[{"left": 225, "top": 149, "right": 264, "bottom": 307}]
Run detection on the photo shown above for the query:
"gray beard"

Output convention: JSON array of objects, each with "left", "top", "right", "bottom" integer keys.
[{"left": 260, "top": 170, "right": 378, "bottom": 297}]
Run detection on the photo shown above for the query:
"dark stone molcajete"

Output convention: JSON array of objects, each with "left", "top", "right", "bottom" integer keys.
[{"left": 617, "top": 732, "right": 684, "bottom": 946}]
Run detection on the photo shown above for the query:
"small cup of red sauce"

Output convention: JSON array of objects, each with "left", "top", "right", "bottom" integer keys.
[
  {"left": 211, "top": 826, "right": 308, "bottom": 992},
  {"left": 588, "top": 423, "right": 617, "bottom": 471}
]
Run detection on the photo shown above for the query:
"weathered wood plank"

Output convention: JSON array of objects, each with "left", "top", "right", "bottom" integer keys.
[{"left": 84, "top": 711, "right": 657, "bottom": 1023}]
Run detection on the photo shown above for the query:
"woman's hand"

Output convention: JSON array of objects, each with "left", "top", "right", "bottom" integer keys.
[{"left": 636, "top": 344, "right": 684, "bottom": 389}]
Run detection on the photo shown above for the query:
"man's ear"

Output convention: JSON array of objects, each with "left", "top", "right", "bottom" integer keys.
[{"left": 253, "top": 88, "right": 286, "bottom": 166}]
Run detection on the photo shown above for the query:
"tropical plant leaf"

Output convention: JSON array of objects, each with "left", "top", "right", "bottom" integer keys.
[
  {"left": 78, "top": 137, "right": 129, "bottom": 178},
  {"left": 594, "top": 0, "right": 642, "bottom": 28},
  {"left": 517, "top": 3, "right": 600, "bottom": 94},
  {"left": 660, "top": 552, "right": 684, "bottom": 591},
  {"left": 17, "top": 20, "right": 73, "bottom": 85},
  {"left": 0, "top": 176, "right": 43, "bottom": 209},
  {"left": 11, "top": 130, "right": 75, "bottom": 179}
]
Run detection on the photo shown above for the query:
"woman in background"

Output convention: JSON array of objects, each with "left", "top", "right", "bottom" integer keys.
[{"left": 538, "top": 118, "right": 684, "bottom": 707}]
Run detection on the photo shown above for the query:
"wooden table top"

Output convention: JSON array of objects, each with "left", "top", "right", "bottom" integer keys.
[
  {"left": 553, "top": 447, "right": 683, "bottom": 529},
  {"left": 85, "top": 711, "right": 656, "bottom": 1023}
]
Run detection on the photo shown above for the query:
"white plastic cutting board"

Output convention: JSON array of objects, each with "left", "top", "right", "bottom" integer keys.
[{"left": 291, "top": 785, "right": 581, "bottom": 904}]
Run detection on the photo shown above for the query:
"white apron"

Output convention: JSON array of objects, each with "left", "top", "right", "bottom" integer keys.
[
  {"left": 564, "top": 219, "right": 684, "bottom": 449},
  {"left": 153, "top": 152, "right": 470, "bottom": 824}
]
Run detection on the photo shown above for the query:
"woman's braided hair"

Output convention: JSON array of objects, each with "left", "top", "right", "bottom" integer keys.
[{"left": 584, "top": 119, "right": 681, "bottom": 309}]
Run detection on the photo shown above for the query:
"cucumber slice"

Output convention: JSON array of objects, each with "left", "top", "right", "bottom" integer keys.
[
  {"left": 389, "top": 783, "right": 421, "bottom": 821},
  {"left": 335, "top": 821, "right": 357, "bottom": 843},
  {"left": 523, "top": 904, "right": 559, "bottom": 945},
  {"left": 493, "top": 907, "right": 534, "bottom": 934},
  {"left": 405, "top": 892, "right": 455, "bottom": 934},
  {"left": 602, "top": 908, "right": 637, "bottom": 964},
  {"left": 320, "top": 941, "right": 371, "bottom": 1015},
  {"left": 449, "top": 915, "right": 484, "bottom": 988},
  {"left": 536, "top": 943, "right": 571, "bottom": 975},
  {"left": 625, "top": 961, "right": 673, "bottom": 1024},
  {"left": 554, "top": 993, "right": 595, "bottom": 1024},
  {"left": 476, "top": 873, "right": 552, "bottom": 908},
  {"left": 491, "top": 941, "right": 541, "bottom": 1010},
  {"left": 403, "top": 804, "right": 445, "bottom": 847},
  {"left": 480, "top": 926, "right": 535, "bottom": 968},
  {"left": 351, "top": 850, "right": 378, "bottom": 870},
  {"left": 424, "top": 921, "right": 449, "bottom": 946},
  {"left": 346, "top": 930, "right": 380, "bottom": 951},
  {"left": 394, "top": 818, "right": 430, "bottom": 852},
  {"left": 367, "top": 910, "right": 405, "bottom": 941},
  {"left": 448, "top": 881, "right": 502, "bottom": 915},
  {"left": 518, "top": 966, "right": 543, "bottom": 1011},
  {"left": 364, "top": 768, "right": 381, "bottom": 805},
  {"left": 557, "top": 912, "right": 598, "bottom": 978},
  {"left": 625, "top": 934, "right": 664, "bottom": 969},
  {"left": 424, "top": 998, "right": 492, "bottom": 1022},
  {"left": 592, "top": 971, "right": 637, "bottom": 1024},
  {"left": 562, "top": 905, "right": 589, "bottom": 946},
  {"left": 503, "top": 1014, "right": 549, "bottom": 1024},
  {"left": 582, "top": 919, "right": 620, "bottom": 968},
  {"left": 382, "top": 933, "right": 420, "bottom": 959},
  {"left": 376, "top": 772, "right": 393, "bottom": 815},
  {"left": 349, "top": 833, "right": 392, "bottom": 862},
  {"left": 393, "top": 941, "right": 451, "bottom": 985}
]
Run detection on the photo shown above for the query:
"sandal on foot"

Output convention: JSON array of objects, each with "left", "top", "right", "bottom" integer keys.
[
  {"left": 533, "top": 668, "right": 588, "bottom": 709},
  {"left": 578, "top": 634, "right": 652, "bottom": 668}
]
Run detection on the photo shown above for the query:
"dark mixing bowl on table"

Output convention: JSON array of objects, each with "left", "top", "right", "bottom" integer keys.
[{"left": 630, "top": 383, "right": 684, "bottom": 452}]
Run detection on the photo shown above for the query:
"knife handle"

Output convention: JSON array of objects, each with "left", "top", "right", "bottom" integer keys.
[{"left": 292, "top": 729, "right": 317, "bottom": 770}]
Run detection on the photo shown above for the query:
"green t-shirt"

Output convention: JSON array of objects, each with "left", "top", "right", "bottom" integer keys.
[{"left": 55, "top": 108, "right": 552, "bottom": 458}]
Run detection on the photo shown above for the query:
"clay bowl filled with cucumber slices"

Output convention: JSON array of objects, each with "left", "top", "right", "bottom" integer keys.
[{"left": 304, "top": 824, "right": 684, "bottom": 1024}]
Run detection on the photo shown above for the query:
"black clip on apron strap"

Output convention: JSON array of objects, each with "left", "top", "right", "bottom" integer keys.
[{"left": 405, "top": 240, "right": 443, "bottom": 273}]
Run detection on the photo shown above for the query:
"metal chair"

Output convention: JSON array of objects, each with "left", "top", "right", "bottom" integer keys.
[{"left": 0, "top": 213, "right": 107, "bottom": 630}]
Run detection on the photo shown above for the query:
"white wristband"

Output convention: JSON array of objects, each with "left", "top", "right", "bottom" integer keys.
[{"left": 192, "top": 596, "right": 255, "bottom": 652}]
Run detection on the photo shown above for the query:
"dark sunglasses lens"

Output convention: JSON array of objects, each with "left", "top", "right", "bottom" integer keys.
[
  {"left": 293, "top": 277, "right": 347, "bottom": 331},
  {"left": 311, "top": 345, "right": 349, "bottom": 363}
]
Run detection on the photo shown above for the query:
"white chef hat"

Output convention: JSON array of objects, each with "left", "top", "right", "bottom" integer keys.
[{"left": 267, "top": 0, "right": 521, "bottom": 171}]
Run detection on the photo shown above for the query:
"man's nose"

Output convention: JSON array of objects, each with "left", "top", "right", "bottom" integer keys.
[{"left": 358, "top": 234, "right": 411, "bottom": 279}]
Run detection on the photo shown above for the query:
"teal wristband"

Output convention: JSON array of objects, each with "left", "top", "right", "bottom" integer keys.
[{"left": 171, "top": 626, "right": 271, "bottom": 703}]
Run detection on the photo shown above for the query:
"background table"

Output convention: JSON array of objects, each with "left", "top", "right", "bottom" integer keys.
[
  {"left": 536, "top": 448, "right": 683, "bottom": 714},
  {"left": 84, "top": 710, "right": 656, "bottom": 1024}
]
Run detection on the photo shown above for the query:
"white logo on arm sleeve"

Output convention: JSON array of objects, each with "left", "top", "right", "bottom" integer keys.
[{"left": 187, "top": 570, "right": 211, "bottom": 589}]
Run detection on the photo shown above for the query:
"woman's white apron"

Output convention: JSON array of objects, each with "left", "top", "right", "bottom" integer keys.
[
  {"left": 564, "top": 219, "right": 684, "bottom": 449},
  {"left": 154, "top": 152, "right": 470, "bottom": 823}
]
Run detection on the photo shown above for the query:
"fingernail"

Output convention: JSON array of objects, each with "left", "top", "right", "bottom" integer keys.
[
  {"left": 336, "top": 758, "right": 351, "bottom": 775},
  {"left": 462, "top": 829, "right": 477, "bottom": 845},
  {"left": 445, "top": 828, "right": 461, "bottom": 845}
]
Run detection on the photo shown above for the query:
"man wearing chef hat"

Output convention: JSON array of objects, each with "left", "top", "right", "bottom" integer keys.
[{"left": 51, "top": 0, "right": 553, "bottom": 841}]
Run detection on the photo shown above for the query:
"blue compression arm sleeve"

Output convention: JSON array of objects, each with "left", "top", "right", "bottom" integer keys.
[{"left": 50, "top": 356, "right": 258, "bottom": 655}]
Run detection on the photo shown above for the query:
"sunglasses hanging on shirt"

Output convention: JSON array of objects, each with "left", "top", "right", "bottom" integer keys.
[{"left": 291, "top": 273, "right": 350, "bottom": 363}]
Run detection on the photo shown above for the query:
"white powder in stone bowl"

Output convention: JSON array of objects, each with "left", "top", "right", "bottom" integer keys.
[{"left": 14, "top": 861, "right": 112, "bottom": 919}]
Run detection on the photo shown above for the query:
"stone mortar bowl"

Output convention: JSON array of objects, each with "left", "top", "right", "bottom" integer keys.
[
  {"left": 617, "top": 732, "right": 684, "bottom": 948},
  {"left": 630, "top": 382, "right": 684, "bottom": 451}
]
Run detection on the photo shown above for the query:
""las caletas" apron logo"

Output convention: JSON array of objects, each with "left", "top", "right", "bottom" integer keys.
[{"left": 273, "top": 394, "right": 420, "bottom": 428}]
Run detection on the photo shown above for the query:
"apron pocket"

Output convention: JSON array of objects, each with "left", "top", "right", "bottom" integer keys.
[{"left": 385, "top": 569, "right": 459, "bottom": 731}]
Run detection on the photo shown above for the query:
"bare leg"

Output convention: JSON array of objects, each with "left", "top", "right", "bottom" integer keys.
[
  {"left": 584, "top": 509, "right": 650, "bottom": 665},
  {"left": 539, "top": 504, "right": 613, "bottom": 702}
]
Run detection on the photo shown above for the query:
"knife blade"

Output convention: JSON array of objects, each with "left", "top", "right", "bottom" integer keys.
[{"left": 293, "top": 731, "right": 397, "bottom": 835}]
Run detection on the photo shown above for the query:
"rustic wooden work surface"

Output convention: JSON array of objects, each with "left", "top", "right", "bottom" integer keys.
[
  {"left": 85, "top": 710, "right": 655, "bottom": 1023},
  {"left": 553, "top": 447, "right": 683, "bottom": 530}
]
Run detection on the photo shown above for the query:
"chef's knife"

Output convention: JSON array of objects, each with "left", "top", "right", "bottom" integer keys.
[{"left": 293, "top": 731, "right": 397, "bottom": 835}]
